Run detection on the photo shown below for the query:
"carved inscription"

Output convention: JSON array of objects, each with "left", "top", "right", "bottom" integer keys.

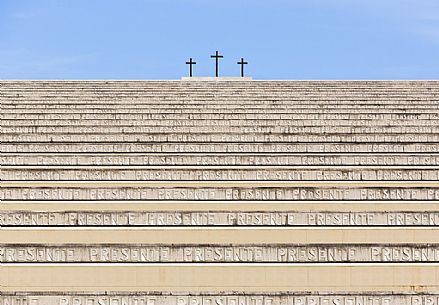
[
  {"left": 3, "top": 168, "right": 438, "bottom": 181},
  {"left": 1, "top": 244, "right": 439, "bottom": 262},
  {"left": 1, "top": 293, "right": 439, "bottom": 305},
  {"left": 4, "top": 133, "right": 439, "bottom": 143},
  {"left": 4, "top": 125, "right": 439, "bottom": 134},
  {"left": 2, "top": 187, "right": 439, "bottom": 201},
  {"left": 3, "top": 112, "right": 438, "bottom": 120},
  {"left": 3, "top": 143, "right": 439, "bottom": 153},
  {"left": 3, "top": 154, "right": 439, "bottom": 166},
  {"left": 4, "top": 104, "right": 437, "bottom": 111},
  {"left": 4, "top": 118, "right": 439, "bottom": 128},
  {"left": 2, "top": 211, "right": 439, "bottom": 226}
]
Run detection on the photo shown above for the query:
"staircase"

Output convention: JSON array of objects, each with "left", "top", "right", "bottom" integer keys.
[{"left": 1, "top": 80, "right": 439, "bottom": 303}]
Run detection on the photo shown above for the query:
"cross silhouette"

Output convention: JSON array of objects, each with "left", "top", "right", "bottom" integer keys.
[
  {"left": 210, "top": 51, "right": 223, "bottom": 77},
  {"left": 185, "top": 58, "right": 196, "bottom": 77},
  {"left": 237, "top": 58, "right": 248, "bottom": 77}
]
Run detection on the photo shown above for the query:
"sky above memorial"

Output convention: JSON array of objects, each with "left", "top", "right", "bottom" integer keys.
[{"left": 1, "top": 0, "right": 439, "bottom": 79}]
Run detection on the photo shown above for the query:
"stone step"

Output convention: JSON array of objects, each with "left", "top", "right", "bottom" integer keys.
[
  {"left": 2, "top": 167, "right": 438, "bottom": 181},
  {"left": 2, "top": 94, "right": 439, "bottom": 99},
  {"left": 2, "top": 79, "right": 439, "bottom": 86},
  {"left": 2, "top": 182, "right": 439, "bottom": 201},
  {"left": 3, "top": 101, "right": 432, "bottom": 107},
  {"left": 4, "top": 90, "right": 439, "bottom": 94},
  {"left": 2, "top": 243, "right": 439, "bottom": 263},
  {"left": 3, "top": 153, "right": 438, "bottom": 166},
  {"left": 1, "top": 265, "right": 437, "bottom": 292},
  {"left": 1, "top": 228, "right": 437, "bottom": 244},
  {"left": 1, "top": 292, "right": 438, "bottom": 305},
  {"left": 4, "top": 143, "right": 438, "bottom": 153},
  {"left": 4, "top": 126, "right": 439, "bottom": 134},
  {"left": 6, "top": 94, "right": 439, "bottom": 99},
  {"left": 6, "top": 106, "right": 439, "bottom": 112},
  {"left": 3, "top": 208, "right": 439, "bottom": 226},
  {"left": 3, "top": 119, "right": 438, "bottom": 127},
  {"left": 4, "top": 109, "right": 438, "bottom": 116},
  {"left": 4, "top": 97, "right": 439, "bottom": 102},
  {"left": 7, "top": 92, "right": 439, "bottom": 97},
  {"left": 3, "top": 81, "right": 439, "bottom": 86},
  {"left": 4, "top": 113, "right": 437, "bottom": 119},
  {"left": 4, "top": 108, "right": 438, "bottom": 114},
  {"left": 4, "top": 133, "right": 439, "bottom": 143}
]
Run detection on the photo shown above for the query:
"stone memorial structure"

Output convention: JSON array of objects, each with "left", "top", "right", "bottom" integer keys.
[{"left": 1, "top": 80, "right": 439, "bottom": 301}]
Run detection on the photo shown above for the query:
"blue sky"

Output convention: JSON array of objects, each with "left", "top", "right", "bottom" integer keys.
[{"left": 1, "top": 0, "right": 439, "bottom": 79}]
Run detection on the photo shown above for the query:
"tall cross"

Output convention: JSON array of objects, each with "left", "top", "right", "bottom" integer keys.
[
  {"left": 210, "top": 51, "right": 223, "bottom": 77},
  {"left": 237, "top": 58, "right": 248, "bottom": 77},
  {"left": 185, "top": 58, "right": 196, "bottom": 77}
]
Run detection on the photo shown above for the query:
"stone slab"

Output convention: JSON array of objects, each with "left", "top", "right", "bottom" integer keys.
[
  {"left": 5, "top": 107, "right": 438, "bottom": 114},
  {"left": 1, "top": 228, "right": 438, "bottom": 244},
  {"left": 4, "top": 119, "right": 438, "bottom": 127},
  {"left": 1, "top": 265, "right": 439, "bottom": 292},
  {"left": 3, "top": 113, "right": 438, "bottom": 120},
  {"left": 3, "top": 210, "right": 439, "bottom": 226},
  {"left": 4, "top": 126, "right": 439, "bottom": 134},
  {"left": 4, "top": 143, "right": 439, "bottom": 153},
  {"left": 2, "top": 167, "right": 438, "bottom": 181},
  {"left": 3, "top": 244, "right": 439, "bottom": 263},
  {"left": 2, "top": 292, "right": 439, "bottom": 305},
  {"left": 4, "top": 133, "right": 439, "bottom": 143},
  {"left": 3, "top": 184, "right": 439, "bottom": 201},
  {"left": 3, "top": 154, "right": 438, "bottom": 166}
]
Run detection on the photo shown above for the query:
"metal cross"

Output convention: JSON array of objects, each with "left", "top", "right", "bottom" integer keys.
[
  {"left": 185, "top": 58, "right": 196, "bottom": 77},
  {"left": 237, "top": 58, "right": 248, "bottom": 77},
  {"left": 210, "top": 51, "right": 223, "bottom": 77}
]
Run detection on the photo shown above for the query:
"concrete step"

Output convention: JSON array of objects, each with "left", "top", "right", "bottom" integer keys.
[
  {"left": 2, "top": 181, "right": 439, "bottom": 201},
  {"left": 9, "top": 98, "right": 435, "bottom": 102},
  {"left": 1, "top": 265, "right": 438, "bottom": 292},
  {"left": 4, "top": 133, "right": 439, "bottom": 143},
  {"left": 2, "top": 242, "right": 439, "bottom": 263},
  {"left": 3, "top": 119, "right": 438, "bottom": 127},
  {"left": 3, "top": 153, "right": 438, "bottom": 166},
  {"left": 4, "top": 126, "right": 439, "bottom": 134},
  {"left": 3, "top": 206, "right": 439, "bottom": 226},
  {"left": 3, "top": 143, "right": 438, "bottom": 153},
  {"left": 3, "top": 166, "right": 438, "bottom": 181},
  {"left": 1, "top": 292, "right": 438, "bottom": 305},
  {"left": 4, "top": 113, "right": 437, "bottom": 120},
  {"left": 5, "top": 106, "right": 439, "bottom": 112}
]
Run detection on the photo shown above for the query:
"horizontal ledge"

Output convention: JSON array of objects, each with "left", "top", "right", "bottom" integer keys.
[
  {"left": 3, "top": 166, "right": 439, "bottom": 169},
  {"left": 4, "top": 263, "right": 439, "bottom": 266},
  {"left": 3, "top": 208, "right": 439, "bottom": 226},
  {"left": 5, "top": 291, "right": 439, "bottom": 305},
  {"left": 3, "top": 200, "right": 439, "bottom": 204},
  {"left": 3, "top": 152, "right": 439, "bottom": 155},
  {"left": 4, "top": 244, "right": 439, "bottom": 263},
  {"left": 1, "top": 228, "right": 438, "bottom": 244},
  {"left": 3, "top": 181, "right": 439, "bottom": 187},
  {"left": 2, "top": 265, "right": 439, "bottom": 292},
  {"left": 3, "top": 290, "right": 439, "bottom": 295}
]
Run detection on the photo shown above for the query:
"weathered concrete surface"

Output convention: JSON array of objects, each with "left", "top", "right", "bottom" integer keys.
[
  {"left": 3, "top": 210, "right": 439, "bottom": 226},
  {"left": 3, "top": 243, "right": 439, "bottom": 263},
  {"left": 3, "top": 292, "right": 439, "bottom": 305},
  {"left": 2, "top": 228, "right": 439, "bottom": 245},
  {"left": 3, "top": 154, "right": 438, "bottom": 166},
  {"left": 2, "top": 80, "right": 439, "bottom": 294},
  {"left": 1, "top": 266, "right": 439, "bottom": 292}
]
